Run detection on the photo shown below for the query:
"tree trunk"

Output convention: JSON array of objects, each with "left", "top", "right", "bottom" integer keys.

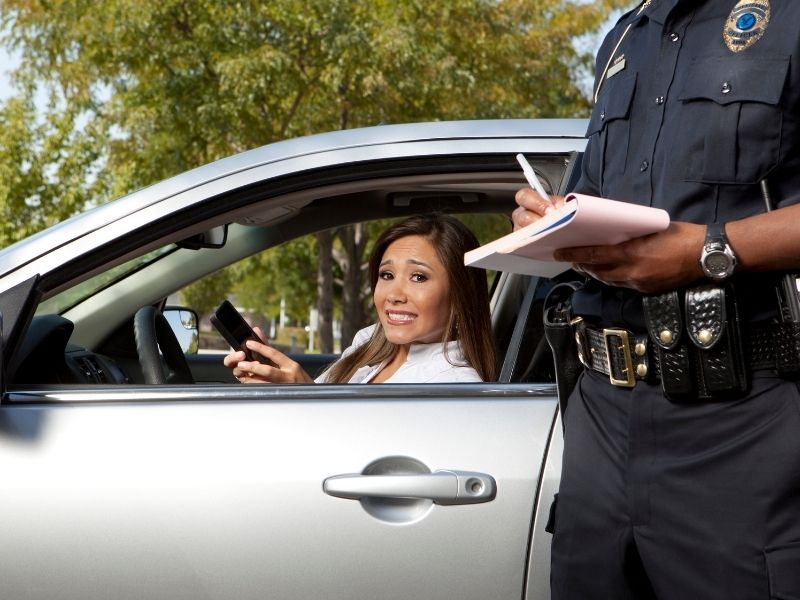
[
  {"left": 315, "top": 230, "right": 334, "bottom": 354},
  {"left": 337, "top": 224, "right": 368, "bottom": 348}
]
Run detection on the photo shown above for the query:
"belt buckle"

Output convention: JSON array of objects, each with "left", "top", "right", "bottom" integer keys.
[{"left": 603, "top": 328, "right": 636, "bottom": 387}]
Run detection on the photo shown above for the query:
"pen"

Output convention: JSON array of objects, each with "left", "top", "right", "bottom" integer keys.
[{"left": 516, "top": 153, "right": 551, "bottom": 202}]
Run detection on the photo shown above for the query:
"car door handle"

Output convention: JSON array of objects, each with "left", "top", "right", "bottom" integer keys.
[{"left": 323, "top": 470, "right": 496, "bottom": 505}]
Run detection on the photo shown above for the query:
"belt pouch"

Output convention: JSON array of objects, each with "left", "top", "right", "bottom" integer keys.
[
  {"left": 643, "top": 290, "right": 694, "bottom": 401},
  {"left": 685, "top": 283, "right": 748, "bottom": 398},
  {"left": 543, "top": 282, "right": 583, "bottom": 426}
]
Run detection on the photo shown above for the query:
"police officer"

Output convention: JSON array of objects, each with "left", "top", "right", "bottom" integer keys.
[{"left": 513, "top": 1, "right": 800, "bottom": 598}]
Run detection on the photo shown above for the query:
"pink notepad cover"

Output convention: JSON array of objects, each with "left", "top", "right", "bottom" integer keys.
[{"left": 464, "top": 193, "right": 670, "bottom": 277}]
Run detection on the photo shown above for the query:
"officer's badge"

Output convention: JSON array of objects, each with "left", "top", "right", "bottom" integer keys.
[{"left": 724, "top": 0, "right": 770, "bottom": 52}]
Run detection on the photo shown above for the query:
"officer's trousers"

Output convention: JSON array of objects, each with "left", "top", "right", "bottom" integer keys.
[{"left": 550, "top": 368, "right": 800, "bottom": 600}]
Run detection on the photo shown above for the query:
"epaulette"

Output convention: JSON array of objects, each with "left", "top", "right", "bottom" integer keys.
[{"left": 616, "top": 4, "right": 641, "bottom": 26}]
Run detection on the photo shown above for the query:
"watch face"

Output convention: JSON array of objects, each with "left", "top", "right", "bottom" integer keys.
[{"left": 704, "top": 250, "right": 733, "bottom": 276}]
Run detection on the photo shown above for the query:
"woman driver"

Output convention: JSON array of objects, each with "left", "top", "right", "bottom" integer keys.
[{"left": 223, "top": 214, "right": 496, "bottom": 384}]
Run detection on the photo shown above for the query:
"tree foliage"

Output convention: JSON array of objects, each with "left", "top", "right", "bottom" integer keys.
[
  {"left": 0, "top": 84, "right": 102, "bottom": 245},
  {"left": 0, "top": 0, "right": 628, "bottom": 346},
  {"left": 179, "top": 267, "right": 234, "bottom": 320},
  {"left": 232, "top": 233, "right": 318, "bottom": 323}
]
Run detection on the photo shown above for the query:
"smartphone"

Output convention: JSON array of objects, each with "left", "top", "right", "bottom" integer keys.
[{"left": 210, "top": 300, "right": 261, "bottom": 362}]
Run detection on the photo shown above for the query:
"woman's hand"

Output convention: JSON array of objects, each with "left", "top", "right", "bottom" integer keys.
[{"left": 223, "top": 326, "right": 315, "bottom": 384}]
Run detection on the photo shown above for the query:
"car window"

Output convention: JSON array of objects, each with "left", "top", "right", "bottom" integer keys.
[{"left": 174, "top": 214, "right": 511, "bottom": 360}]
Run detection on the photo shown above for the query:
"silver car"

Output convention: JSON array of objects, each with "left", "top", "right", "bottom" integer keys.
[{"left": 0, "top": 119, "right": 586, "bottom": 600}]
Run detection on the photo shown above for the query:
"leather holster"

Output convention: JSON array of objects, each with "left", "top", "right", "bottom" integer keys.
[{"left": 543, "top": 281, "right": 583, "bottom": 427}]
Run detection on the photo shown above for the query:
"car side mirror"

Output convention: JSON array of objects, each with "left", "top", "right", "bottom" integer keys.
[{"left": 163, "top": 306, "right": 199, "bottom": 354}]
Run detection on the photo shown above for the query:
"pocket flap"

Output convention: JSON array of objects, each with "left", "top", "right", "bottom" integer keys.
[
  {"left": 766, "top": 542, "right": 800, "bottom": 600},
  {"left": 678, "top": 55, "right": 789, "bottom": 106},
  {"left": 586, "top": 71, "right": 637, "bottom": 137}
]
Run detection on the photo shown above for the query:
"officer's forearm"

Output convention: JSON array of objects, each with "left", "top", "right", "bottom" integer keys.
[{"left": 726, "top": 203, "right": 800, "bottom": 272}]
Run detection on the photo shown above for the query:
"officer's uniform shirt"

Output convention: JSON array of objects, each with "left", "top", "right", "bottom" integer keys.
[{"left": 571, "top": 0, "right": 800, "bottom": 328}]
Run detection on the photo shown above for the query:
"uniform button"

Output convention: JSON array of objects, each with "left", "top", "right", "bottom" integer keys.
[
  {"left": 655, "top": 96, "right": 665, "bottom": 105},
  {"left": 600, "top": 111, "right": 606, "bottom": 120},
  {"left": 669, "top": 32, "right": 680, "bottom": 42},
  {"left": 640, "top": 160, "right": 649, "bottom": 172},
  {"left": 721, "top": 81, "right": 732, "bottom": 94}
]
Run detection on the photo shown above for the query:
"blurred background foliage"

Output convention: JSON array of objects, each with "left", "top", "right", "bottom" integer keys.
[{"left": 0, "top": 0, "right": 628, "bottom": 349}]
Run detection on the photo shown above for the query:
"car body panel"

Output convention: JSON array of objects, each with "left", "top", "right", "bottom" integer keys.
[
  {"left": 0, "top": 119, "right": 586, "bottom": 296},
  {"left": 2, "top": 385, "right": 556, "bottom": 600}
]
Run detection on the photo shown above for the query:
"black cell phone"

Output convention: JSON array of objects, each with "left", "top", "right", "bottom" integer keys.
[{"left": 210, "top": 300, "right": 261, "bottom": 361}]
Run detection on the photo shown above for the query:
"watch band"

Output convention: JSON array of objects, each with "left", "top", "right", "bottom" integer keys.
[
  {"left": 706, "top": 222, "right": 725, "bottom": 246},
  {"left": 700, "top": 222, "right": 737, "bottom": 281}
]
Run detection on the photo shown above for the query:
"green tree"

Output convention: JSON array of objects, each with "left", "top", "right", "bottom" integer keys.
[
  {"left": 232, "top": 233, "right": 318, "bottom": 323},
  {"left": 0, "top": 0, "right": 628, "bottom": 348},
  {"left": 0, "top": 86, "right": 102, "bottom": 246},
  {"left": 179, "top": 268, "right": 234, "bottom": 320}
]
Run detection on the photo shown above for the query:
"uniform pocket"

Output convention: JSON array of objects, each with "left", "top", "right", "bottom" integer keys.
[
  {"left": 673, "top": 55, "right": 789, "bottom": 184},
  {"left": 765, "top": 542, "right": 800, "bottom": 600},
  {"left": 586, "top": 71, "right": 637, "bottom": 180}
]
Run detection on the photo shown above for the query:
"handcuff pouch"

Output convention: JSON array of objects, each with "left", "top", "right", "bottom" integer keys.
[{"left": 643, "top": 283, "right": 748, "bottom": 401}]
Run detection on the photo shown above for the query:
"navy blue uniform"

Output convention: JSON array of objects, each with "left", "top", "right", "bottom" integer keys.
[{"left": 552, "top": 1, "right": 800, "bottom": 598}]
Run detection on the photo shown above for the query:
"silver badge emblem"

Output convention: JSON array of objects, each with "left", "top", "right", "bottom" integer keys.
[{"left": 724, "top": 0, "right": 770, "bottom": 52}]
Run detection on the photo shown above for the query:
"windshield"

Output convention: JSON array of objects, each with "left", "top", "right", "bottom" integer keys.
[{"left": 36, "top": 245, "right": 178, "bottom": 315}]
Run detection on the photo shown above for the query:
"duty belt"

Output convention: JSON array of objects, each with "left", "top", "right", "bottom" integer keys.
[{"left": 576, "top": 321, "right": 787, "bottom": 389}]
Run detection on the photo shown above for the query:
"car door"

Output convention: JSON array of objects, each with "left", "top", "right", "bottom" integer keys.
[
  {"left": 0, "top": 120, "right": 584, "bottom": 599},
  {"left": 0, "top": 382, "right": 557, "bottom": 600}
]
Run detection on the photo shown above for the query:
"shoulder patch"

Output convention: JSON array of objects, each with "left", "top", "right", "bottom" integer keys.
[{"left": 724, "top": 0, "right": 770, "bottom": 53}]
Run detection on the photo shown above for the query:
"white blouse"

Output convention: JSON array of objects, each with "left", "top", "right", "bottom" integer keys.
[{"left": 315, "top": 324, "right": 483, "bottom": 384}]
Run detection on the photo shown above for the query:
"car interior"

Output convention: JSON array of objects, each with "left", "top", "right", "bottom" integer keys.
[{"left": 6, "top": 151, "right": 583, "bottom": 388}]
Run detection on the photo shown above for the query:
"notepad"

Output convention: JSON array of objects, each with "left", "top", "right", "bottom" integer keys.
[{"left": 465, "top": 193, "right": 670, "bottom": 278}]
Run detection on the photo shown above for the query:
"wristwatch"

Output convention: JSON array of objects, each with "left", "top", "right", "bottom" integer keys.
[{"left": 699, "top": 222, "right": 737, "bottom": 282}]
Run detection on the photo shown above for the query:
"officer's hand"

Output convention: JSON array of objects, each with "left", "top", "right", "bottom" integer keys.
[
  {"left": 512, "top": 188, "right": 567, "bottom": 231},
  {"left": 554, "top": 221, "right": 706, "bottom": 293}
]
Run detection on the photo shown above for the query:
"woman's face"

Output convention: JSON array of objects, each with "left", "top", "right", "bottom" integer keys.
[{"left": 373, "top": 234, "right": 451, "bottom": 346}]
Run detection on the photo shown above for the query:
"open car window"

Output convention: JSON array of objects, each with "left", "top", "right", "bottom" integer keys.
[
  {"left": 0, "top": 121, "right": 586, "bottom": 389},
  {"left": 173, "top": 214, "right": 513, "bottom": 380}
]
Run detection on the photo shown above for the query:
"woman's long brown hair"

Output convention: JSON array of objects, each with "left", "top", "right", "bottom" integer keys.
[{"left": 324, "top": 214, "right": 497, "bottom": 383}]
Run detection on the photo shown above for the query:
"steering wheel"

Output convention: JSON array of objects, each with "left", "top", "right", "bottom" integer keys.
[{"left": 133, "top": 306, "right": 195, "bottom": 384}]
